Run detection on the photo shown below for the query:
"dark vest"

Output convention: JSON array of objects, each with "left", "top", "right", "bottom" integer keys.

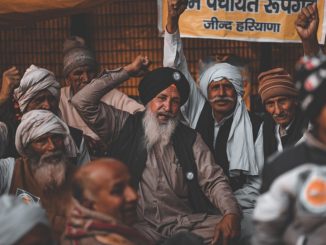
[
  {"left": 9, "top": 158, "right": 74, "bottom": 240},
  {"left": 195, "top": 101, "right": 262, "bottom": 191},
  {"left": 262, "top": 108, "right": 309, "bottom": 160},
  {"left": 109, "top": 112, "right": 218, "bottom": 214}
]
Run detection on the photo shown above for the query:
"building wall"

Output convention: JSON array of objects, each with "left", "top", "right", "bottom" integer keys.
[{"left": 0, "top": 0, "right": 304, "bottom": 99}]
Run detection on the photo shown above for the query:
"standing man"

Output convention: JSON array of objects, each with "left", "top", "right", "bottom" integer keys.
[
  {"left": 163, "top": 1, "right": 263, "bottom": 242},
  {"left": 258, "top": 68, "right": 309, "bottom": 159},
  {"left": 60, "top": 36, "right": 144, "bottom": 157},
  {"left": 0, "top": 110, "right": 77, "bottom": 240},
  {"left": 71, "top": 55, "right": 241, "bottom": 244}
]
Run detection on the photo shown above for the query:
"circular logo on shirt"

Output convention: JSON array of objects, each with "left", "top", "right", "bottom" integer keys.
[{"left": 300, "top": 171, "right": 326, "bottom": 214}]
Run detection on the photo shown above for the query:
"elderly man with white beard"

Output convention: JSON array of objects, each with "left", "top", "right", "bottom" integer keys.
[
  {"left": 12, "top": 64, "right": 90, "bottom": 165},
  {"left": 71, "top": 55, "right": 241, "bottom": 244},
  {"left": 0, "top": 109, "right": 77, "bottom": 241},
  {"left": 163, "top": 1, "right": 264, "bottom": 243}
]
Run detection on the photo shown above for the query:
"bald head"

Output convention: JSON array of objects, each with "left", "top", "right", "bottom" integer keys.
[
  {"left": 73, "top": 158, "right": 128, "bottom": 198},
  {"left": 72, "top": 158, "right": 138, "bottom": 224}
]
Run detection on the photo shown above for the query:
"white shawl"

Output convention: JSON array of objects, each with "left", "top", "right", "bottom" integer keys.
[{"left": 200, "top": 63, "right": 259, "bottom": 176}]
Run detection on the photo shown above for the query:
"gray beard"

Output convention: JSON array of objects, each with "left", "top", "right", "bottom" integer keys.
[
  {"left": 142, "top": 108, "right": 178, "bottom": 151},
  {"left": 30, "top": 151, "right": 68, "bottom": 192}
]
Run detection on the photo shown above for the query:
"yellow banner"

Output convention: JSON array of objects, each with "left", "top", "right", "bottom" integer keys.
[{"left": 161, "top": 0, "right": 326, "bottom": 43}]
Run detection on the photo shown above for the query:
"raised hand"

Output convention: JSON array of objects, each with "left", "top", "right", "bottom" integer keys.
[
  {"left": 166, "top": 0, "right": 189, "bottom": 33},
  {"left": 295, "top": 3, "right": 320, "bottom": 56},
  {"left": 124, "top": 55, "right": 151, "bottom": 77},
  {"left": 0, "top": 66, "right": 20, "bottom": 104}
]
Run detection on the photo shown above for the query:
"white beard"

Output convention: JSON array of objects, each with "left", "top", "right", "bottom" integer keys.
[
  {"left": 142, "top": 108, "right": 178, "bottom": 150},
  {"left": 31, "top": 151, "right": 68, "bottom": 192}
]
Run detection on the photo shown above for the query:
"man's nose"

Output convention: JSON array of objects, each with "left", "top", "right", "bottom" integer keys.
[
  {"left": 45, "top": 137, "right": 56, "bottom": 152},
  {"left": 80, "top": 72, "right": 90, "bottom": 83},
  {"left": 125, "top": 186, "right": 138, "bottom": 202},
  {"left": 217, "top": 86, "right": 226, "bottom": 96},
  {"left": 274, "top": 102, "right": 281, "bottom": 115},
  {"left": 41, "top": 99, "right": 51, "bottom": 110},
  {"left": 163, "top": 100, "right": 172, "bottom": 112}
]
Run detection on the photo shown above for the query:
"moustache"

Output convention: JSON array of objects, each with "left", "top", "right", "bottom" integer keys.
[
  {"left": 209, "top": 96, "right": 235, "bottom": 103},
  {"left": 157, "top": 111, "right": 175, "bottom": 118},
  {"left": 273, "top": 112, "right": 288, "bottom": 119},
  {"left": 39, "top": 151, "right": 65, "bottom": 165}
]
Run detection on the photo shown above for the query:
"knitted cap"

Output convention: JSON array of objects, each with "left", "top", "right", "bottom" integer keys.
[
  {"left": 63, "top": 36, "right": 97, "bottom": 77},
  {"left": 138, "top": 67, "right": 190, "bottom": 106},
  {"left": 295, "top": 55, "right": 326, "bottom": 120},
  {"left": 258, "top": 68, "right": 298, "bottom": 103}
]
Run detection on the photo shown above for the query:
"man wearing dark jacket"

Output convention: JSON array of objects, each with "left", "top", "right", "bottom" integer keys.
[
  {"left": 71, "top": 55, "right": 241, "bottom": 244},
  {"left": 258, "top": 67, "right": 309, "bottom": 160},
  {"left": 261, "top": 54, "right": 326, "bottom": 193}
]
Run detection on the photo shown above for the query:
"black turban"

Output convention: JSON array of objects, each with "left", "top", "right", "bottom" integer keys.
[
  {"left": 138, "top": 67, "right": 190, "bottom": 106},
  {"left": 295, "top": 54, "right": 326, "bottom": 120}
]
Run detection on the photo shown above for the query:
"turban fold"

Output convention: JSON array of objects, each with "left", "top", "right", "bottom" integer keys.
[
  {"left": 0, "top": 195, "right": 49, "bottom": 245},
  {"left": 63, "top": 36, "right": 97, "bottom": 78},
  {"left": 258, "top": 67, "right": 298, "bottom": 104},
  {"left": 199, "top": 63, "right": 243, "bottom": 98},
  {"left": 138, "top": 67, "right": 190, "bottom": 106},
  {"left": 14, "top": 65, "right": 60, "bottom": 113},
  {"left": 15, "top": 110, "right": 77, "bottom": 157}
]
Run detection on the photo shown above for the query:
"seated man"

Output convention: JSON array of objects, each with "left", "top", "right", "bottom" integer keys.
[
  {"left": 71, "top": 55, "right": 241, "bottom": 244},
  {"left": 0, "top": 194, "right": 53, "bottom": 245},
  {"left": 0, "top": 109, "right": 77, "bottom": 240},
  {"left": 60, "top": 36, "right": 144, "bottom": 157},
  {"left": 260, "top": 54, "right": 326, "bottom": 192},
  {"left": 13, "top": 64, "right": 90, "bottom": 165},
  {"left": 163, "top": 0, "right": 263, "bottom": 243},
  {"left": 258, "top": 68, "right": 309, "bottom": 159},
  {"left": 62, "top": 158, "right": 149, "bottom": 245}
]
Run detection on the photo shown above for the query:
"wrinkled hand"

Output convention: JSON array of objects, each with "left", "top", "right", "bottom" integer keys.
[
  {"left": 295, "top": 3, "right": 319, "bottom": 41},
  {"left": 0, "top": 66, "right": 20, "bottom": 102},
  {"left": 124, "top": 55, "right": 150, "bottom": 77},
  {"left": 212, "top": 214, "right": 241, "bottom": 245}
]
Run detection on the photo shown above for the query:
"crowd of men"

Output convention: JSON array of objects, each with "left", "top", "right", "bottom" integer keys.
[{"left": 0, "top": 1, "right": 325, "bottom": 244}]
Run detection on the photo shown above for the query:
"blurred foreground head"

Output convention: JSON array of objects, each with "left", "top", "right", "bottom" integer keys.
[
  {"left": 295, "top": 55, "right": 326, "bottom": 125},
  {"left": 72, "top": 158, "right": 138, "bottom": 225},
  {"left": 0, "top": 195, "right": 52, "bottom": 245}
]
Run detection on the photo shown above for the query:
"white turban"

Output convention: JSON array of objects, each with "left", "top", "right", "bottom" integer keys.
[
  {"left": 199, "top": 63, "right": 260, "bottom": 177},
  {"left": 14, "top": 65, "right": 60, "bottom": 113},
  {"left": 15, "top": 110, "right": 77, "bottom": 157},
  {"left": 199, "top": 63, "right": 243, "bottom": 98},
  {"left": 0, "top": 121, "right": 8, "bottom": 158},
  {"left": 0, "top": 195, "right": 49, "bottom": 245}
]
